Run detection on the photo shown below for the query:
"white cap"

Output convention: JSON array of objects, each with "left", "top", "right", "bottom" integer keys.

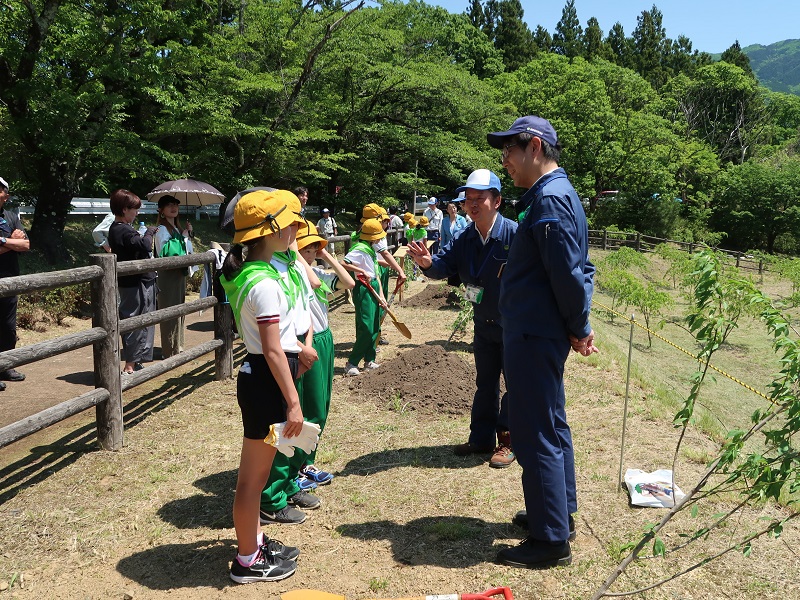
[
  {"left": 457, "top": 191, "right": 466, "bottom": 200},
  {"left": 427, "top": 197, "right": 437, "bottom": 204},
  {"left": 0, "top": 177, "right": 8, "bottom": 191},
  {"left": 455, "top": 169, "right": 502, "bottom": 194}
]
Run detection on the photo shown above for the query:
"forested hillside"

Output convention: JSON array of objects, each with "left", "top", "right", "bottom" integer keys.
[{"left": 743, "top": 39, "right": 800, "bottom": 94}]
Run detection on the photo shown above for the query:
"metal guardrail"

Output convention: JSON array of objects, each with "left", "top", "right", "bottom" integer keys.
[{"left": 13, "top": 198, "right": 222, "bottom": 220}]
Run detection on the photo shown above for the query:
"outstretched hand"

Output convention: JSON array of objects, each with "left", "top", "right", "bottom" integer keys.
[{"left": 407, "top": 240, "right": 432, "bottom": 269}]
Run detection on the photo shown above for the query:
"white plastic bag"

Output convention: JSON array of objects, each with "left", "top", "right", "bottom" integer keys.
[{"left": 624, "top": 468, "right": 686, "bottom": 508}]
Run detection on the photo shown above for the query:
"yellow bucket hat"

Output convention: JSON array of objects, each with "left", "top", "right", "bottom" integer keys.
[
  {"left": 360, "top": 218, "right": 387, "bottom": 241},
  {"left": 418, "top": 216, "right": 429, "bottom": 227},
  {"left": 402, "top": 212, "right": 413, "bottom": 223},
  {"left": 407, "top": 217, "right": 418, "bottom": 228},
  {"left": 361, "top": 203, "right": 388, "bottom": 223},
  {"left": 232, "top": 189, "right": 305, "bottom": 245},
  {"left": 296, "top": 221, "right": 328, "bottom": 251}
]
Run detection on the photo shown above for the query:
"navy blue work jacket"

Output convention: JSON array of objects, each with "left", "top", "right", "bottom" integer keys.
[
  {"left": 499, "top": 168, "right": 595, "bottom": 340},
  {"left": 423, "top": 215, "right": 517, "bottom": 323}
]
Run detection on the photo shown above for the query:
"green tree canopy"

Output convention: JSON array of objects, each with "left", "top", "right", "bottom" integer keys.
[{"left": 552, "top": 0, "right": 583, "bottom": 59}]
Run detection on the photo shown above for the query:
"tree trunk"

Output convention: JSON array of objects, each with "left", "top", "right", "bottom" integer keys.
[{"left": 28, "top": 161, "right": 76, "bottom": 264}]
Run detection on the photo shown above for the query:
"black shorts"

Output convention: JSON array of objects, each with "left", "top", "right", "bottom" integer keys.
[{"left": 237, "top": 352, "right": 299, "bottom": 440}]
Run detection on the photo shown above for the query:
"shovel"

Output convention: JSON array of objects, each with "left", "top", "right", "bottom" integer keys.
[
  {"left": 281, "top": 586, "right": 514, "bottom": 600},
  {"left": 356, "top": 273, "right": 412, "bottom": 339},
  {"left": 375, "top": 278, "right": 404, "bottom": 348}
]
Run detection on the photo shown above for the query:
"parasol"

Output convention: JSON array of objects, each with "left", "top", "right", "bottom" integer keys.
[{"left": 147, "top": 178, "right": 225, "bottom": 206}]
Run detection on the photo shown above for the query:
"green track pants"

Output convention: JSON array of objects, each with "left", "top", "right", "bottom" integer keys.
[
  {"left": 260, "top": 328, "right": 334, "bottom": 511},
  {"left": 348, "top": 279, "right": 381, "bottom": 367}
]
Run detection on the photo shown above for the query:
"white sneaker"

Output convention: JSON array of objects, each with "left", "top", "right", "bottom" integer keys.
[
  {"left": 345, "top": 363, "right": 361, "bottom": 376},
  {"left": 364, "top": 361, "right": 381, "bottom": 370}
]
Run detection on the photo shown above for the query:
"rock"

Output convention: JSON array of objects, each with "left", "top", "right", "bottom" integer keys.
[
  {"left": 0, "top": 581, "right": 8, "bottom": 591},
  {"left": 123, "top": 592, "right": 134, "bottom": 600}
]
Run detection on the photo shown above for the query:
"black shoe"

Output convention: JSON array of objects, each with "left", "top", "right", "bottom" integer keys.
[
  {"left": 453, "top": 441, "right": 494, "bottom": 456},
  {"left": 512, "top": 511, "right": 576, "bottom": 542},
  {"left": 497, "top": 538, "right": 572, "bottom": 569},
  {"left": 287, "top": 490, "right": 321, "bottom": 510},
  {"left": 262, "top": 537, "right": 300, "bottom": 562},
  {"left": 229, "top": 547, "right": 297, "bottom": 583},
  {"left": 0, "top": 369, "right": 25, "bottom": 382},
  {"left": 259, "top": 506, "right": 307, "bottom": 525},
  {"left": 0, "top": 381, "right": 6, "bottom": 391}
]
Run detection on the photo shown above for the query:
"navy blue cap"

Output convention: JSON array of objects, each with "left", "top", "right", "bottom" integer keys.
[{"left": 487, "top": 115, "right": 558, "bottom": 149}]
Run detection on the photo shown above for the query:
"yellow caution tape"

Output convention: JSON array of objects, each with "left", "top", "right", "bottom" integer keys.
[{"left": 593, "top": 299, "right": 773, "bottom": 404}]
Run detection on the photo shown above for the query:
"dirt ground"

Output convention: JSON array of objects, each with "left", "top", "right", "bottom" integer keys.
[{"left": 0, "top": 279, "right": 798, "bottom": 600}]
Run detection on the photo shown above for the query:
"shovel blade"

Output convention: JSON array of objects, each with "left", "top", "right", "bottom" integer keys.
[{"left": 391, "top": 316, "right": 412, "bottom": 339}]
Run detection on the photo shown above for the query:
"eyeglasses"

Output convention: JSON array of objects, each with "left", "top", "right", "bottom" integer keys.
[{"left": 501, "top": 143, "right": 519, "bottom": 160}]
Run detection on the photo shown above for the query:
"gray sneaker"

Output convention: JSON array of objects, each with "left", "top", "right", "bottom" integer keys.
[
  {"left": 259, "top": 506, "right": 306, "bottom": 525},
  {"left": 287, "top": 490, "right": 321, "bottom": 510}
]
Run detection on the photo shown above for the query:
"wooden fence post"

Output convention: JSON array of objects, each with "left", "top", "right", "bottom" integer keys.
[
  {"left": 602, "top": 229, "right": 608, "bottom": 250},
  {"left": 90, "top": 253, "right": 123, "bottom": 450},
  {"left": 635, "top": 232, "right": 641, "bottom": 252},
  {"left": 213, "top": 261, "right": 234, "bottom": 381}
]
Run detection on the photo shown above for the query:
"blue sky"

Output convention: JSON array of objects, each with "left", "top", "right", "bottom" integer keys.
[{"left": 427, "top": 0, "right": 799, "bottom": 54}]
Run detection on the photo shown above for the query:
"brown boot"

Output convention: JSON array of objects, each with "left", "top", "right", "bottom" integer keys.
[{"left": 489, "top": 431, "right": 515, "bottom": 468}]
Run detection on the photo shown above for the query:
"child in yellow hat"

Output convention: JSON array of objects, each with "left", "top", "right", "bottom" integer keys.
[
  {"left": 352, "top": 203, "right": 407, "bottom": 341},
  {"left": 219, "top": 189, "right": 308, "bottom": 584},
  {"left": 293, "top": 222, "right": 355, "bottom": 486},
  {"left": 261, "top": 197, "right": 326, "bottom": 523},
  {"left": 340, "top": 218, "right": 389, "bottom": 375}
]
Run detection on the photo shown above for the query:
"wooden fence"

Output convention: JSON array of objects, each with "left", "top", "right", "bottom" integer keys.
[
  {"left": 0, "top": 251, "right": 234, "bottom": 451},
  {"left": 588, "top": 229, "right": 766, "bottom": 274},
  {"left": 0, "top": 224, "right": 406, "bottom": 452}
]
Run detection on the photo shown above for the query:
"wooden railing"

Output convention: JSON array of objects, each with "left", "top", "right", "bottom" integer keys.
[
  {"left": 0, "top": 251, "right": 234, "bottom": 451},
  {"left": 588, "top": 229, "right": 766, "bottom": 273}
]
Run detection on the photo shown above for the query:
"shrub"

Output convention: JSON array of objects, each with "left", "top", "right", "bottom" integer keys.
[{"left": 17, "top": 284, "right": 89, "bottom": 330}]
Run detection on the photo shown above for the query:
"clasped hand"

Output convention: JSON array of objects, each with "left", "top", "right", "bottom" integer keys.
[{"left": 569, "top": 330, "right": 599, "bottom": 357}]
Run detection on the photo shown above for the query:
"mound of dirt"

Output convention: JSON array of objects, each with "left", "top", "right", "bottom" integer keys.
[
  {"left": 347, "top": 344, "right": 475, "bottom": 415},
  {"left": 401, "top": 283, "right": 461, "bottom": 310}
]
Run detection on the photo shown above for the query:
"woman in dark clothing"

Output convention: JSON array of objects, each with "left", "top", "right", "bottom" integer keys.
[{"left": 107, "top": 189, "right": 158, "bottom": 374}]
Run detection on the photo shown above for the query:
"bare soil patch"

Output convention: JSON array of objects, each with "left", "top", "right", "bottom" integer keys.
[
  {"left": 346, "top": 344, "right": 475, "bottom": 415},
  {"left": 400, "top": 282, "right": 460, "bottom": 310}
]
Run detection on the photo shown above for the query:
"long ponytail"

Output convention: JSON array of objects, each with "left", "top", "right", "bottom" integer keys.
[{"left": 222, "top": 244, "right": 246, "bottom": 279}]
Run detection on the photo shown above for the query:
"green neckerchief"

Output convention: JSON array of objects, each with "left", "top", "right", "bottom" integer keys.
[
  {"left": 350, "top": 240, "right": 377, "bottom": 261},
  {"left": 272, "top": 250, "right": 309, "bottom": 309},
  {"left": 518, "top": 206, "right": 530, "bottom": 222},
  {"left": 220, "top": 261, "right": 289, "bottom": 331},
  {"left": 314, "top": 279, "right": 333, "bottom": 306}
]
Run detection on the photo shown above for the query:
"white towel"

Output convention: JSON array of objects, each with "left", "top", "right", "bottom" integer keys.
[{"left": 264, "top": 421, "right": 321, "bottom": 457}]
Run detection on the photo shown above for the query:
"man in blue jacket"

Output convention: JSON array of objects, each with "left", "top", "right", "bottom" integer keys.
[
  {"left": 488, "top": 116, "right": 598, "bottom": 569},
  {"left": 407, "top": 169, "right": 518, "bottom": 469}
]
